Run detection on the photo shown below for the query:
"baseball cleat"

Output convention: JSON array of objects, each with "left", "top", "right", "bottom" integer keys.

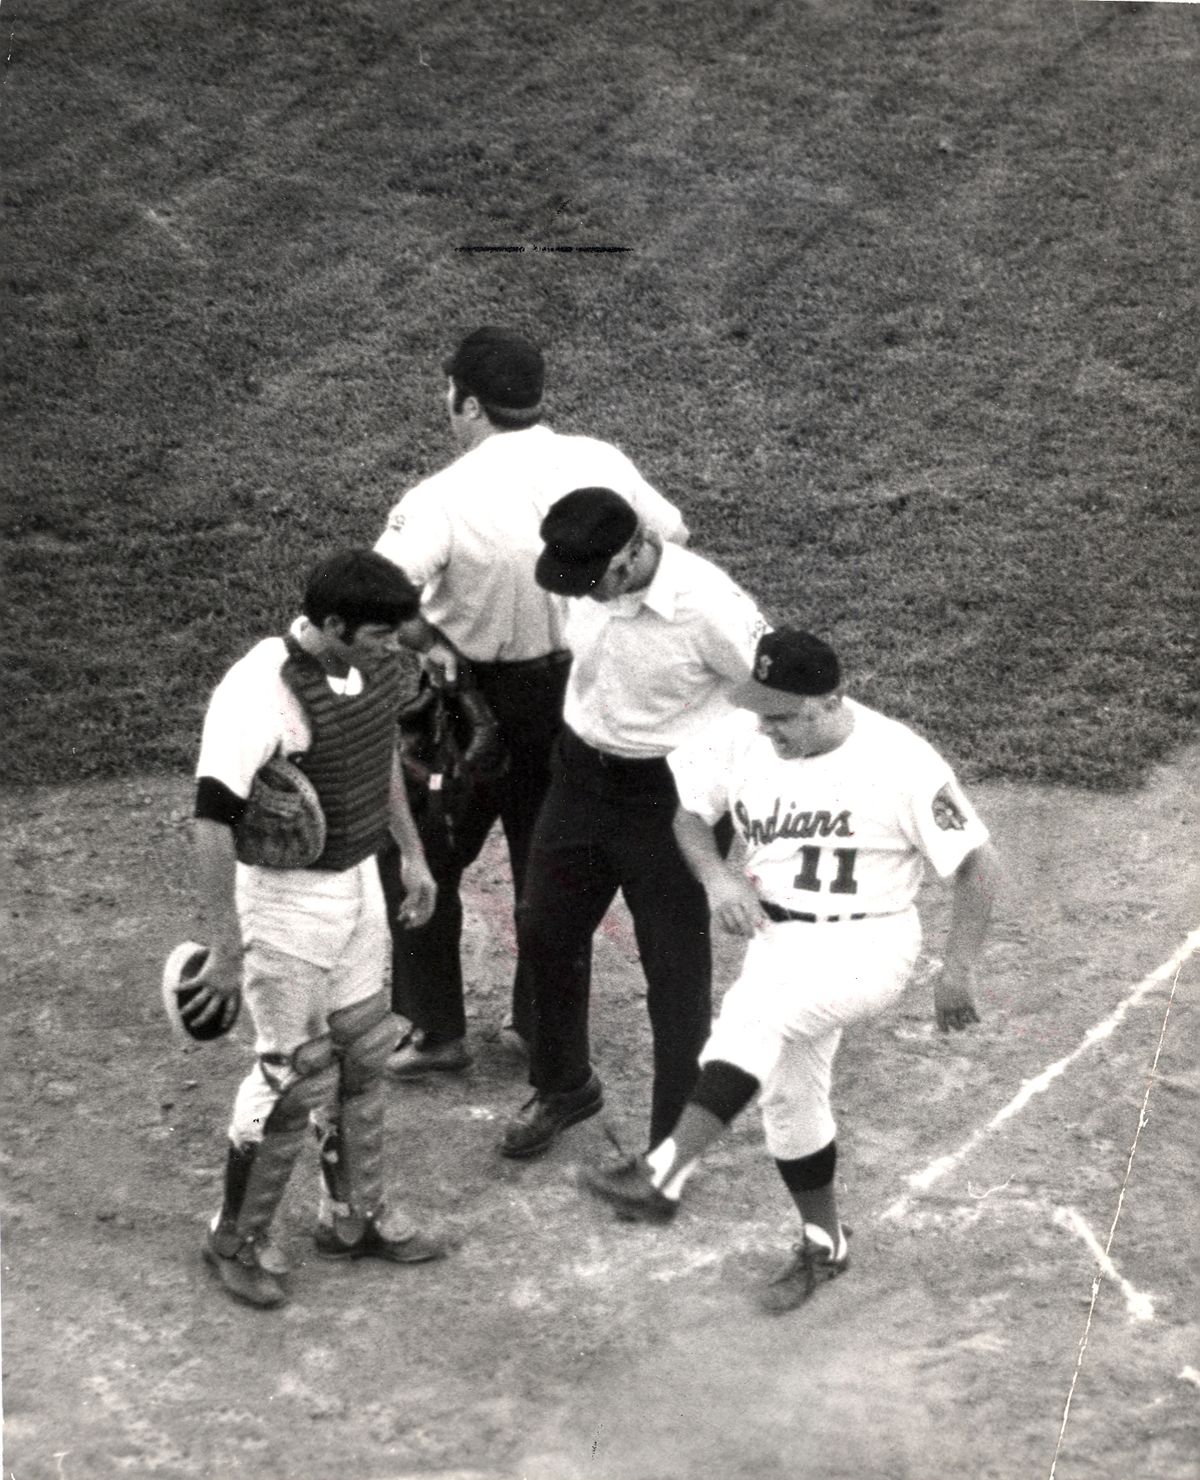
[
  {"left": 758, "top": 1228, "right": 850, "bottom": 1315},
  {"left": 499, "top": 1072, "right": 603, "bottom": 1158},
  {"left": 203, "top": 1230, "right": 288, "bottom": 1310},
  {"left": 582, "top": 1154, "right": 679, "bottom": 1223},
  {"left": 314, "top": 1210, "right": 446, "bottom": 1264}
]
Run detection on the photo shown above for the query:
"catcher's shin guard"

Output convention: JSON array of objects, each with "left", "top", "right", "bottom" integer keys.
[
  {"left": 320, "top": 993, "right": 396, "bottom": 1242},
  {"left": 212, "top": 1036, "right": 339, "bottom": 1261}
]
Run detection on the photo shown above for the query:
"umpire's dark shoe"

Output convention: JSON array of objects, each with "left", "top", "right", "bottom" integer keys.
[
  {"left": 499, "top": 1073, "right": 604, "bottom": 1159},
  {"left": 582, "top": 1154, "right": 679, "bottom": 1223},
  {"left": 387, "top": 1031, "right": 473, "bottom": 1080}
]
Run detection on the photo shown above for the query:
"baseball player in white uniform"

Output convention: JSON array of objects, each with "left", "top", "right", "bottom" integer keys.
[
  {"left": 189, "top": 550, "right": 443, "bottom": 1309},
  {"left": 584, "top": 628, "right": 1000, "bottom": 1314}
]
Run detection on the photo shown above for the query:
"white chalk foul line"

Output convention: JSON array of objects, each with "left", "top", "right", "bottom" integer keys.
[
  {"left": 882, "top": 926, "right": 1200, "bottom": 1223},
  {"left": 1051, "top": 1206, "right": 1154, "bottom": 1321},
  {"left": 1048, "top": 952, "right": 1185, "bottom": 1477}
]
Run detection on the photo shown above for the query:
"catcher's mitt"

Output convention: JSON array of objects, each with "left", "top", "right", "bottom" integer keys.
[
  {"left": 233, "top": 753, "right": 326, "bottom": 868},
  {"left": 397, "top": 673, "right": 508, "bottom": 850},
  {"left": 161, "top": 941, "right": 241, "bottom": 1042}
]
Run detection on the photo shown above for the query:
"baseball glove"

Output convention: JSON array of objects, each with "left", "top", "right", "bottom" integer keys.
[
  {"left": 233, "top": 753, "right": 326, "bottom": 868},
  {"left": 397, "top": 670, "right": 508, "bottom": 851},
  {"left": 161, "top": 941, "right": 241, "bottom": 1042}
]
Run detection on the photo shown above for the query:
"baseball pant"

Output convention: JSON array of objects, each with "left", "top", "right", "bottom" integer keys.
[
  {"left": 379, "top": 653, "right": 570, "bottom": 1045},
  {"left": 700, "top": 907, "right": 921, "bottom": 1159},
  {"left": 518, "top": 727, "right": 718, "bottom": 1147},
  {"left": 229, "top": 863, "right": 390, "bottom": 1146}
]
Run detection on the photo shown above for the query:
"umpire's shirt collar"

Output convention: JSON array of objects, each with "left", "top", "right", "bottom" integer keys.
[{"left": 601, "top": 539, "right": 680, "bottom": 622}]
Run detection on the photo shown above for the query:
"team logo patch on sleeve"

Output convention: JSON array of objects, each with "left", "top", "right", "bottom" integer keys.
[
  {"left": 755, "top": 653, "right": 773, "bottom": 680},
  {"left": 932, "top": 783, "right": 968, "bottom": 831}
]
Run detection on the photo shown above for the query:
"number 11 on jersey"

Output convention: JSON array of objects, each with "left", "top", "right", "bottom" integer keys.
[{"left": 793, "top": 846, "right": 859, "bottom": 895}]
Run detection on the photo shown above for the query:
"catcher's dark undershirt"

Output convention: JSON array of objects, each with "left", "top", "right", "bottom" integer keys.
[{"left": 195, "top": 776, "right": 248, "bottom": 828}]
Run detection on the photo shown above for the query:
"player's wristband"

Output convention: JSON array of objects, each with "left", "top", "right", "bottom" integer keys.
[{"left": 195, "top": 776, "right": 248, "bottom": 828}]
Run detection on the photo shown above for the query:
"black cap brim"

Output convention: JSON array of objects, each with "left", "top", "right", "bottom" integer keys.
[
  {"left": 534, "top": 546, "right": 610, "bottom": 597},
  {"left": 729, "top": 677, "right": 814, "bottom": 713}
]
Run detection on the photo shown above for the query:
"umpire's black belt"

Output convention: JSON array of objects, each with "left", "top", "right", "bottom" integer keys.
[
  {"left": 556, "top": 726, "right": 677, "bottom": 799},
  {"left": 472, "top": 649, "right": 570, "bottom": 676},
  {"left": 761, "top": 900, "right": 867, "bottom": 925}
]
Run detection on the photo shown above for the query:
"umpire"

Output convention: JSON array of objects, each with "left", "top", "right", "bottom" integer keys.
[
  {"left": 500, "top": 487, "right": 769, "bottom": 1158},
  {"left": 375, "top": 328, "right": 686, "bottom": 1076}
]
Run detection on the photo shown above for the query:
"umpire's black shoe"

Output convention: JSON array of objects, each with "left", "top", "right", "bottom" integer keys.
[
  {"left": 499, "top": 1073, "right": 604, "bottom": 1159},
  {"left": 582, "top": 1154, "right": 679, "bottom": 1223},
  {"left": 387, "top": 1032, "right": 473, "bottom": 1080}
]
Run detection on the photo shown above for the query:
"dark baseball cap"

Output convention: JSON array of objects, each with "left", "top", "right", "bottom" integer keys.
[
  {"left": 442, "top": 327, "right": 544, "bottom": 416},
  {"left": 535, "top": 487, "right": 639, "bottom": 597},
  {"left": 730, "top": 629, "right": 842, "bottom": 711}
]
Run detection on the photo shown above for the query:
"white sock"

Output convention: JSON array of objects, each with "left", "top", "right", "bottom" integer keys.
[
  {"left": 803, "top": 1221, "right": 848, "bottom": 1261},
  {"left": 645, "top": 1138, "right": 697, "bottom": 1201}
]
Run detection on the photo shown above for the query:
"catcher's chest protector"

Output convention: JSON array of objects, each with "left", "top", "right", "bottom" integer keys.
[{"left": 280, "top": 639, "right": 404, "bottom": 872}]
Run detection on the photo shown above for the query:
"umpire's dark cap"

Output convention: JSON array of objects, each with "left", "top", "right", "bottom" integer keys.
[
  {"left": 730, "top": 629, "right": 842, "bottom": 711},
  {"left": 535, "top": 487, "right": 639, "bottom": 597},
  {"left": 443, "top": 327, "right": 544, "bottom": 416}
]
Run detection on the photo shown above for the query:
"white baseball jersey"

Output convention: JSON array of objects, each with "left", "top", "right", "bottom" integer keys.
[
  {"left": 669, "top": 699, "right": 989, "bottom": 917},
  {"left": 195, "top": 619, "right": 362, "bottom": 803},
  {"left": 195, "top": 618, "right": 382, "bottom": 965},
  {"left": 374, "top": 424, "right": 685, "bottom": 663}
]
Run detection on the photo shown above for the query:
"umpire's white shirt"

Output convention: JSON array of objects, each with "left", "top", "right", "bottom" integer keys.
[
  {"left": 563, "top": 541, "right": 768, "bottom": 759},
  {"left": 375, "top": 424, "right": 685, "bottom": 664}
]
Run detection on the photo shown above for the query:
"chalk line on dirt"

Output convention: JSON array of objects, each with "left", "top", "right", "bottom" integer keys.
[
  {"left": 1048, "top": 953, "right": 1184, "bottom": 1477},
  {"left": 882, "top": 926, "right": 1200, "bottom": 1223},
  {"left": 1051, "top": 1206, "right": 1154, "bottom": 1321}
]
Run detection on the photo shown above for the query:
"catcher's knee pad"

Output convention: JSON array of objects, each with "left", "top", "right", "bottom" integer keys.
[
  {"left": 775, "top": 1139, "right": 837, "bottom": 1193},
  {"left": 328, "top": 991, "right": 395, "bottom": 1094},
  {"left": 259, "top": 1034, "right": 339, "bottom": 1134},
  {"left": 690, "top": 1058, "right": 760, "bottom": 1125}
]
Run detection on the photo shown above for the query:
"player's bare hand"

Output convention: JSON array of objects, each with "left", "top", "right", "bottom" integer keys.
[
  {"left": 707, "top": 871, "right": 764, "bottom": 939},
  {"left": 188, "top": 942, "right": 243, "bottom": 1027},
  {"left": 934, "top": 968, "right": 981, "bottom": 1033},
  {"left": 396, "top": 855, "right": 437, "bottom": 929}
]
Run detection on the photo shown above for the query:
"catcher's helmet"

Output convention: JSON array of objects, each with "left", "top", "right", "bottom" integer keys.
[{"left": 161, "top": 940, "right": 241, "bottom": 1042}]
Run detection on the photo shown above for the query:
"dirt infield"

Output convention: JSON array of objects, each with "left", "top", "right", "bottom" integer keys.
[{"left": 2, "top": 752, "right": 1198, "bottom": 1479}]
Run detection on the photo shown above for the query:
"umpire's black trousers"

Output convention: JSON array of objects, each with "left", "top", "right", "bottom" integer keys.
[
  {"left": 518, "top": 726, "right": 719, "bottom": 1149},
  {"left": 379, "top": 652, "right": 571, "bottom": 1045}
]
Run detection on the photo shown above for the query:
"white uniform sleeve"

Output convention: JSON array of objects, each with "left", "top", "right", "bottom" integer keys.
[
  {"left": 901, "top": 746, "right": 990, "bottom": 879},
  {"left": 695, "top": 577, "right": 770, "bottom": 684},
  {"left": 589, "top": 442, "right": 686, "bottom": 543},
  {"left": 194, "top": 645, "right": 293, "bottom": 800},
  {"left": 374, "top": 480, "right": 454, "bottom": 588},
  {"left": 627, "top": 480, "right": 687, "bottom": 544},
  {"left": 668, "top": 718, "right": 738, "bottom": 825}
]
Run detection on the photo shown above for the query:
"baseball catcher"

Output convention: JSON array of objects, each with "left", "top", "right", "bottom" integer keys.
[{"left": 182, "top": 549, "right": 444, "bottom": 1310}]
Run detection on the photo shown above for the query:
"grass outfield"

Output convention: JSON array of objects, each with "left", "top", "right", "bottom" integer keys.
[{"left": 4, "top": 0, "right": 1197, "bottom": 788}]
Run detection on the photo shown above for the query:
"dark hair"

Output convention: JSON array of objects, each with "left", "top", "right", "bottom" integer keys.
[{"left": 302, "top": 549, "right": 420, "bottom": 635}]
